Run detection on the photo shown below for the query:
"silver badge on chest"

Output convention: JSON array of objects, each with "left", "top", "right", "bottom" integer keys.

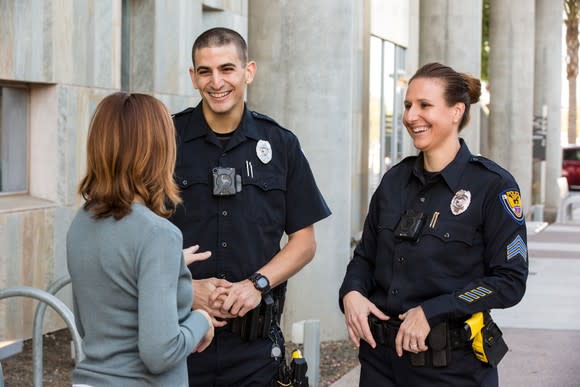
[
  {"left": 450, "top": 190, "right": 471, "bottom": 215},
  {"left": 256, "top": 140, "right": 272, "bottom": 164}
]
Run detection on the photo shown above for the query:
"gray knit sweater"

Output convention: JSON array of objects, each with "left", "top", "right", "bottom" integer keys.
[{"left": 66, "top": 203, "right": 208, "bottom": 387}]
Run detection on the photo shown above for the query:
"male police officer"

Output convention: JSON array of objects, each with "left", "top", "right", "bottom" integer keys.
[{"left": 170, "top": 27, "right": 331, "bottom": 386}]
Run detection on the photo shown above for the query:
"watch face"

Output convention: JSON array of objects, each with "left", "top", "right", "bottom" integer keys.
[{"left": 256, "top": 276, "right": 269, "bottom": 289}]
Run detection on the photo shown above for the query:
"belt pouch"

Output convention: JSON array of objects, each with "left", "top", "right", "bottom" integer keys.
[
  {"left": 409, "top": 351, "right": 426, "bottom": 366},
  {"left": 428, "top": 322, "right": 450, "bottom": 367}
]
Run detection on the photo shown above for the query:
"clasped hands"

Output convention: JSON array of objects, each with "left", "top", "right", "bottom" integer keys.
[{"left": 343, "top": 290, "right": 430, "bottom": 356}]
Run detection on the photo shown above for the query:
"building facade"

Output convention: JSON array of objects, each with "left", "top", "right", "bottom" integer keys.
[{"left": 0, "top": 0, "right": 562, "bottom": 342}]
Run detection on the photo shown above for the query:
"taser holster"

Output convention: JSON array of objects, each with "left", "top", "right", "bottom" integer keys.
[{"left": 464, "top": 311, "right": 508, "bottom": 366}]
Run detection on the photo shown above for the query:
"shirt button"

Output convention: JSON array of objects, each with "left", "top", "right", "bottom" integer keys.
[
  {"left": 391, "top": 289, "right": 399, "bottom": 296},
  {"left": 221, "top": 242, "right": 228, "bottom": 248},
  {"left": 444, "top": 232, "right": 450, "bottom": 239},
  {"left": 182, "top": 179, "right": 188, "bottom": 185},
  {"left": 221, "top": 153, "right": 227, "bottom": 157},
  {"left": 222, "top": 210, "right": 228, "bottom": 216},
  {"left": 398, "top": 257, "right": 405, "bottom": 263},
  {"left": 419, "top": 197, "right": 425, "bottom": 202}
]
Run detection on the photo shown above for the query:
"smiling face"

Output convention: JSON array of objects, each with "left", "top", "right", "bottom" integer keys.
[
  {"left": 189, "top": 43, "right": 256, "bottom": 122},
  {"left": 403, "top": 77, "right": 464, "bottom": 154}
]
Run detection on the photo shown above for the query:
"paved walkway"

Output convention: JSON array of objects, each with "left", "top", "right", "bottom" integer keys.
[{"left": 331, "top": 198, "right": 580, "bottom": 387}]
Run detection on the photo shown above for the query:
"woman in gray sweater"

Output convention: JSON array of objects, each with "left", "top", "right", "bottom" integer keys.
[{"left": 67, "top": 92, "right": 213, "bottom": 387}]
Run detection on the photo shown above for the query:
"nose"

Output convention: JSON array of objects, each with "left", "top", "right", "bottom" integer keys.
[
  {"left": 404, "top": 104, "right": 418, "bottom": 123},
  {"left": 210, "top": 71, "right": 224, "bottom": 89}
]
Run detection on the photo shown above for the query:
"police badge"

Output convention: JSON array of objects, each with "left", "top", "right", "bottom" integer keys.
[
  {"left": 450, "top": 190, "right": 471, "bottom": 215},
  {"left": 256, "top": 140, "right": 272, "bottom": 164}
]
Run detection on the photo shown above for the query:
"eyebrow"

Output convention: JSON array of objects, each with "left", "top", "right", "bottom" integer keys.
[{"left": 196, "top": 62, "right": 238, "bottom": 72}]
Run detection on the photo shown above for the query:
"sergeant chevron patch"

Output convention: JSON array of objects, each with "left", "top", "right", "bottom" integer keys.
[
  {"left": 457, "top": 286, "right": 494, "bottom": 304},
  {"left": 507, "top": 234, "right": 527, "bottom": 261}
]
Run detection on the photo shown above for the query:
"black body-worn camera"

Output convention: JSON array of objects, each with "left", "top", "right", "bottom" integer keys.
[
  {"left": 394, "top": 209, "right": 426, "bottom": 241},
  {"left": 212, "top": 167, "right": 242, "bottom": 196}
]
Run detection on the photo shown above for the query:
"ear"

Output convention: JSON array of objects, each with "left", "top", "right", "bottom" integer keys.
[
  {"left": 452, "top": 102, "right": 465, "bottom": 124},
  {"left": 245, "top": 61, "right": 257, "bottom": 85},
  {"left": 188, "top": 67, "right": 198, "bottom": 90}
]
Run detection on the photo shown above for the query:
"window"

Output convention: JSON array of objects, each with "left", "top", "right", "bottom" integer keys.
[
  {"left": 367, "top": 37, "right": 406, "bottom": 202},
  {"left": 0, "top": 85, "right": 28, "bottom": 194}
]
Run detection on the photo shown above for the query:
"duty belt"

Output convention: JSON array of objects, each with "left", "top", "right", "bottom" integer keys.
[
  {"left": 368, "top": 316, "right": 471, "bottom": 367},
  {"left": 225, "top": 283, "right": 286, "bottom": 341}
]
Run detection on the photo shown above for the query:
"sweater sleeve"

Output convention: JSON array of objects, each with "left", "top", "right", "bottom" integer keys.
[{"left": 136, "top": 224, "right": 209, "bottom": 374}]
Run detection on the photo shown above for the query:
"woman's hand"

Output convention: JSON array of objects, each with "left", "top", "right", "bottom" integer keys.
[
  {"left": 395, "top": 306, "right": 430, "bottom": 356},
  {"left": 183, "top": 245, "right": 211, "bottom": 266},
  {"left": 193, "top": 309, "right": 215, "bottom": 353},
  {"left": 343, "top": 291, "right": 390, "bottom": 348}
]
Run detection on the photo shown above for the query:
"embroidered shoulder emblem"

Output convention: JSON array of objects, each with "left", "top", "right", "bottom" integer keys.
[{"left": 499, "top": 189, "right": 524, "bottom": 224}]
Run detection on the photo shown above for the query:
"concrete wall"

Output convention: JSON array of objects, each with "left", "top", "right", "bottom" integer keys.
[
  {"left": 248, "top": 0, "right": 357, "bottom": 341},
  {"left": 0, "top": 0, "right": 122, "bottom": 339},
  {"left": 0, "top": 0, "right": 248, "bottom": 340}
]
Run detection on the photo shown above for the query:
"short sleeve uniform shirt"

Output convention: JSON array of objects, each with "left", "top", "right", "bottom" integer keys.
[{"left": 171, "top": 103, "right": 331, "bottom": 282}]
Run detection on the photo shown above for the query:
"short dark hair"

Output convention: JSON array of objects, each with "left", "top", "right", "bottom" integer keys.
[
  {"left": 409, "top": 62, "right": 481, "bottom": 131},
  {"left": 191, "top": 27, "right": 248, "bottom": 67}
]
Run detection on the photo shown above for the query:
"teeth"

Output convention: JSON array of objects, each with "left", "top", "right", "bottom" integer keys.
[
  {"left": 413, "top": 126, "right": 429, "bottom": 134},
  {"left": 209, "top": 91, "right": 230, "bottom": 98}
]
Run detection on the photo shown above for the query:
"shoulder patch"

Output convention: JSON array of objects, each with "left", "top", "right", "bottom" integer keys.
[
  {"left": 251, "top": 111, "right": 281, "bottom": 126},
  {"left": 172, "top": 107, "right": 194, "bottom": 119},
  {"left": 499, "top": 189, "right": 525, "bottom": 224}
]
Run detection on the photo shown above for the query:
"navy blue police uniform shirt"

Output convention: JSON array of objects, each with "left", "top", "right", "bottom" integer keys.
[
  {"left": 170, "top": 103, "right": 331, "bottom": 282},
  {"left": 339, "top": 139, "right": 528, "bottom": 326}
]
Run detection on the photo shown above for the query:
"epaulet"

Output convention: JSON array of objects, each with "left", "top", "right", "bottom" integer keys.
[
  {"left": 171, "top": 107, "right": 194, "bottom": 119},
  {"left": 469, "top": 155, "right": 507, "bottom": 177},
  {"left": 251, "top": 110, "right": 281, "bottom": 126}
]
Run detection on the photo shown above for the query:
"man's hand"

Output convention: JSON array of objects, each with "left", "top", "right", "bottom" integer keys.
[
  {"left": 191, "top": 278, "right": 235, "bottom": 327},
  {"left": 193, "top": 309, "right": 215, "bottom": 352},
  {"left": 183, "top": 245, "right": 211, "bottom": 266},
  {"left": 395, "top": 306, "right": 430, "bottom": 357},
  {"left": 343, "top": 291, "right": 389, "bottom": 348},
  {"left": 213, "top": 279, "right": 261, "bottom": 318}
]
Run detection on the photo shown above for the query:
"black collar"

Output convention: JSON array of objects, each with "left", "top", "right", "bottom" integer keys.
[{"left": 409, "top": 139, "right": 472, "bottom": 192}]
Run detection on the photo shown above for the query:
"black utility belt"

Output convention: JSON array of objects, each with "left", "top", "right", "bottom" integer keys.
[
  {"left": 369, "top": 316, "right": 470, "bottom": 368},
  {"left": 225, "top": 292, "right": 283, "bottom": 341}
]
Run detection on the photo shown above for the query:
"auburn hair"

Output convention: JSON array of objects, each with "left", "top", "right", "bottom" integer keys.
[{"left": 79, "top": 92, "right": 181, "bottom": 220}]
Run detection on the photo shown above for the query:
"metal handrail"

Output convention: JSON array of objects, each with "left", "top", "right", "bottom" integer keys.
[
  {"left": 32, "top": 275, "right": 82, "bottom": 387},
  {"left": 0, "top": 286, "right": 82, "bottom": 387}
]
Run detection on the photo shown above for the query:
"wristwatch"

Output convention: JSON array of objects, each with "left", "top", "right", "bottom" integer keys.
[{"left": 249, "top": 272, "right": 271, "bottom": 295}]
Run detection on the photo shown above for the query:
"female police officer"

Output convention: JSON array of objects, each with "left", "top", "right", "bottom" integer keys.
[{"left": 339, "top": 62, "right": 528, "bottom": 386}]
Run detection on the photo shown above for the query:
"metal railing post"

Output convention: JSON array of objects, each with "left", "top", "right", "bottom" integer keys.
[
  {"left": 32, "top": 275, "right": 80, "bottom": 387},
  {"left": 0, "top": 286, "right": 83, "bottom": 387}
]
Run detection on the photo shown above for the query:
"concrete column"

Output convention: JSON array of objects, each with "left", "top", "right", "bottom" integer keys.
[
  {"left": 124, "top": 0, "right": 203, "bottom": 97},
  {"left": 488, "top": 0, "right": 535, "bottom": 210},
  {"left": 534, "top": 0, "right": 563, "bottom": 219},
  {"left": 248, "top": 0, "right": 357, "bottom": 340},
  {"left": 419, "top": 0, "right": 482, "bottom": 154}
]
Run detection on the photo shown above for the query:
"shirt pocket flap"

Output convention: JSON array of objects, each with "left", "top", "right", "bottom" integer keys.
[
  {"left": 174, "top": 170, "right": 208, "bottom": 189},
  {"left": 243, "top": 175, "right": 286, "bottom": 192},
  {"left": 423, "top": 220, "right": 476, "bottom": 246},
  {"left": 377, "top": 213, "right": 400, "bottom": 231}
]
